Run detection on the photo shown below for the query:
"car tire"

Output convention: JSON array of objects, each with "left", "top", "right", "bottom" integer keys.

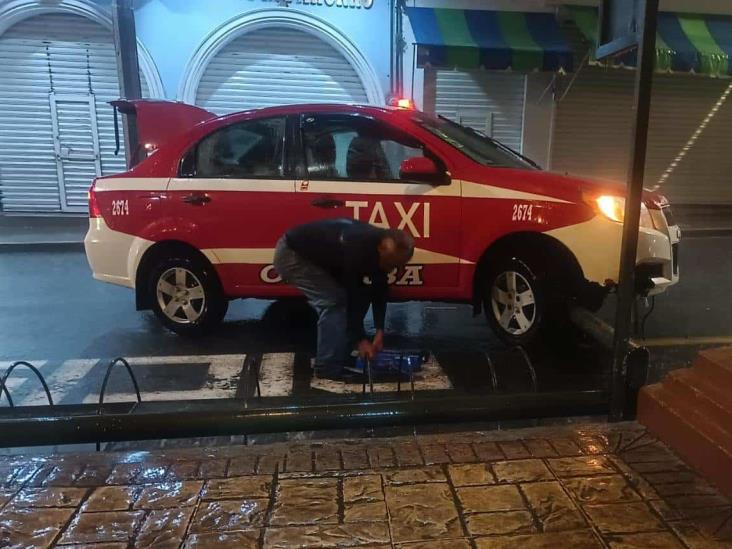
[
  {"left": 484, "top": 256, "right": 545, "bottom": 346},
  {"left": 148, "top": 253, "right": 228, "bottom": 337}
]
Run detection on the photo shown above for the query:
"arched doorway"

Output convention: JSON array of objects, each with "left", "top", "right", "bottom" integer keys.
[
  {"left": 0, "top": 2, "right": 163, "bottom": 213},
  {"left": 197, "top": 26, "right": 369, "bottom": 114},
  {"left": 180, "top": 9, "right": 384, "bottom": 111}
]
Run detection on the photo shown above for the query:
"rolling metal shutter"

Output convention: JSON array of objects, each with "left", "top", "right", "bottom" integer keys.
[
  {"left": 435, "top": 71, "right": 526, "bottom": 153},
  {"left": 551, "top": 66, "right": 732, "bottom": 204},
  {"left": 196, "top": 27, "right": 368, "bottom": 115},
  {"left": 0, "top": 13, "right": 148, "bottom": 213},
  {"left": 551, "top": 68, "right": 634, "bottom": 185}
]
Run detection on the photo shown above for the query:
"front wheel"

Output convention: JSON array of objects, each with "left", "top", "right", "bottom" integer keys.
[
  {"left": 485, "top": 257, "right": 544, "bottom": 346},
  {"left": 148, "top": 254, "right": 228, "bottom": 337}
]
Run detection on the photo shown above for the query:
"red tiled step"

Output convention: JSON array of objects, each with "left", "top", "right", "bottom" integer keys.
[
  {"left": 694, "top": 347, "right": 732, "bottom": 393},
  {"left": 664, "top": 368, "right": 732, "bottom": 429},
  {"left": 639, "top": 383, "right": 732, "bottom": 498}
]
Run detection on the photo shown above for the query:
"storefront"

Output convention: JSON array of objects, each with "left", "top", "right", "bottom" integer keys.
[
  {"left": 163, "top": 4, "right": 389, "bottom": 115},
  {"left": 552, "top": 6, "right": 732, "bottom": 205},
  {"left": 0, "top": 0, "right": 389, "bottom": 213},
  {"left": 402, "top": 5, "right": 572, "bottom": 156},
  {"left": 0, "top": 1, "right": 163, "bottom": 213},
  {"left": 2, "top": 0, "right": 732, "bottom": 213},
  {"left": 402, "top": 3, "right": 732, "bottom": 205}
]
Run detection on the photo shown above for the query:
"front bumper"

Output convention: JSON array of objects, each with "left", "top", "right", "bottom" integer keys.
[
  {"left": 546, "top": 207, "right": 680, "bottom": 295},
  {"left": 639, "top": 207, "right": 681, "bottom": 296}
]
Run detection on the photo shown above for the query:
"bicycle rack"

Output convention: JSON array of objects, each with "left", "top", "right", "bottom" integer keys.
[
  {"left": 0, "top": 371, "right": 15, "bottom": 406},
  {"left": 98, "top": 358, "right": 142, "bottom": 411},
  {"left": 362, "top": 351, "right": 417, "bottom": 400},
  {"left": 395, "top": 352, "right": 417, "bottom": 400},
  {"left": 362, "top": 359, "right": 374, "bottom": 396},
  {"left": 0, "top": 348, "right": 612, "bottom": 448},
  {"left": 0, "top": 348, "right": 540, "bottom": 413},
  {"left": 0, "top": 361, "right": 54, "bottom": 407},
  {"left": 96, "top": 358, "right": 142, "bottom": 451}
]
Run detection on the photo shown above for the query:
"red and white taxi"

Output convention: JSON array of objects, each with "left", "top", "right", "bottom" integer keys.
[{"left": 85, "top": 100, "right": 680, "bottom": 343}]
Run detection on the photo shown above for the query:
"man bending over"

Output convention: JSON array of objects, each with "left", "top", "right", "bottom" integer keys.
[{"left": 274, "top": 218, "right": 415, "bottom": 381}]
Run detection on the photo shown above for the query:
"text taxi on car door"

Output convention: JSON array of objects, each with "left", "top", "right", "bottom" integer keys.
[{"left": 85, "top": 100, "right": 680, "bottom": 345}]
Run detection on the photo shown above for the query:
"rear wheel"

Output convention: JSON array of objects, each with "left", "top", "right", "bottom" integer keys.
[{"left": 148, "top": 254, "right": 227, "bottom": 337}]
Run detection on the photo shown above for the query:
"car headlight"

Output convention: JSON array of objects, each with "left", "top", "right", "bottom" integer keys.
[{"left": 595, "top": 195, "right": 654, "bottom": 228}]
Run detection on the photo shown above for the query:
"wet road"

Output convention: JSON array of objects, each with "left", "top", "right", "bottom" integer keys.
[{"left": 0, "top": 235, "right": 730, "bottom": 405}]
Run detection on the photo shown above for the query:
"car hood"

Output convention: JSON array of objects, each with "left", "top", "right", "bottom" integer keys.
[{"left": 470, "top": 167, "right": 668, "bottom": 208}]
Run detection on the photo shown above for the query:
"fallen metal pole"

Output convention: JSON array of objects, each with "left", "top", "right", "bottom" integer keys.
[
  {"left": 569, "top": 306, "right": 649, "bottom": 420},
  {"left": 0, "top": 391, "right": 608, "bottom": 448},
  {"left": 570, "top": 307, "right": 640, "bottom": 351}
]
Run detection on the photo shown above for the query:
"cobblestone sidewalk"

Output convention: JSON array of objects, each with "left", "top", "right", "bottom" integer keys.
[{"left": 0, "top": 422, "right": 730, "bottom": 548}]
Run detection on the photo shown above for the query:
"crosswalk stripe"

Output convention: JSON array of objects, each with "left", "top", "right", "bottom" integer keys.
[
  {"left": 81, "top": 355, "right": 246, "bottom": 404},
  {"left": 0, "top": 360, "right": 53, "bottom": 406},
  {"left": 0, "top": 352, "right": 453, "bottom": 404},
  {"left": 258, "top": 353, "right": 295, "bottom": 397},
  {"left": 36, "top": 359, "right": 97, "bottom": 406}
]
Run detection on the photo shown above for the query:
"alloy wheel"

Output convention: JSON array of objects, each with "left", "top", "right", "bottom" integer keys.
[
  {"left": 490, "top": 270, "right": 537, "bottom": 335},
  {"left": 156, "top": 267, "right": 206, "bottom": 324}
]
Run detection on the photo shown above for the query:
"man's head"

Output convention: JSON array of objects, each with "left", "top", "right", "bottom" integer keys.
[{"left": 377, "top": 229, "right": 415, "bottom": 272}]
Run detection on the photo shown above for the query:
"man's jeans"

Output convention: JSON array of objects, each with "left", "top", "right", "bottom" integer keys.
[{"left": 273, "top": 237, "right": 348, "bottom": 370}]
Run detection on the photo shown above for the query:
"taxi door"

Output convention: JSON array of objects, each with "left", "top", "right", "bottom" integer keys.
[
  {"left": 290, "top": 112, "right": 462, "bottom": 298},
  {"left": 167, "top": 115, "right": 299, "bottom": 296}
]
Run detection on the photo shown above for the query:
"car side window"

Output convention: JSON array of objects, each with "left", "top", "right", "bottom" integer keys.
[
  {"left": 302, "top": 114, "right": 429, "bottom": 182},
  {"left": 195, "top": 117, "right": 286, "bottom": 178}
]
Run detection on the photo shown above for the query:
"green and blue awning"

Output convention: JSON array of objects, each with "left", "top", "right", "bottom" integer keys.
[
  {"left": 567, "top": 5, "right": 732, "bottom": 77},
  {"left": 405, "top": 7, "right": 573, "bottom": 72}
]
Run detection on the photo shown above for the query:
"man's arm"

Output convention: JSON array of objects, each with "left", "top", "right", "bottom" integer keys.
[{"left": 344, "top": 274, "right": 386, "bottom": 358}]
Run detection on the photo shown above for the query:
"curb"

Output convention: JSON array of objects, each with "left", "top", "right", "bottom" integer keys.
[{"left": 0, "top": 241, "right": 85, "bottom": 252}]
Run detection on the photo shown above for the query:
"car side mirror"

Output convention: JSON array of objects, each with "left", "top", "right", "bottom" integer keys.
[{"left": 399, "top": 156, "right": 448, "bottom": 185}]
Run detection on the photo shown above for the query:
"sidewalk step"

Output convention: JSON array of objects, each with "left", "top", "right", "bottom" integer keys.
[
  {"left": 664, "top": 368, "right": 732, "bottom": 428},
  {"left": 656, "top": 383, "right": 732, "bottom": 456},
  {"left": 639, "top": 383, "right": 732, "bottom": 497},
  {"left": 694, "top": 347, "right": 732, "bottom": 392}
]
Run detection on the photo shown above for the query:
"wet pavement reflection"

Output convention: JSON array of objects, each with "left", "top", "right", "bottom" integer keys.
[
  {"left": 1, "top": 248, "right": 720, "bottom": 409},
  {"left": 0, "top": 422, "right": 729, "bottom": 547}
]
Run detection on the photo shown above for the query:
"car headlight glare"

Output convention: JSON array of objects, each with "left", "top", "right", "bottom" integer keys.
[
  {"left": 595, "top": 195, "right": 654, "bottom": 228},
  {"left": 596, "top": 195, "right": 625, "bottom": 223}
]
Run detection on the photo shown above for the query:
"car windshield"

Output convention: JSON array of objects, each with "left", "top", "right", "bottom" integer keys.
[{"left": 413, "top": 113, "right": 538, "bottom": 170}]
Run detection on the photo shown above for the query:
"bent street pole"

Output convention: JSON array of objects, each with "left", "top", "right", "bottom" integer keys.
[
  {"left": 610, "top": 0, "right": 659, "bottom": 421},
  {"left": 112, "top": 0, "right": 143, "bottom": 168}
]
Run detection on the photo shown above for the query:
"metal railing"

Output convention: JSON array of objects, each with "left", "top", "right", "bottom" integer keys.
[{"left": 0, "top": 318, "right": 641, "bottom": 448}]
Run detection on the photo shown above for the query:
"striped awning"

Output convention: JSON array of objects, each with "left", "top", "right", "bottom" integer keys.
[
  {"left": 405, "top": 7, "right": 573, "bottom": 72},
  {"left": 567, "top": 6, "right": 732, "bottom": 77}
]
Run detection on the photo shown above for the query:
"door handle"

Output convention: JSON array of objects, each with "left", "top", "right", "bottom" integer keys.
[
  {"left": 182, "top": 193, "right": 211, "bottom": 206},
  {"left": 137, "top": 192, "right": 164, "bottom": 200},
  {"left": 311, "top": 198, "right": 345, "bottom": 209}
]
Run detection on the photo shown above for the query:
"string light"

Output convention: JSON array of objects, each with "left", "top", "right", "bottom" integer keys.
[{"left": 655, "top": 81, "right": 732, "bottom": 190}]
